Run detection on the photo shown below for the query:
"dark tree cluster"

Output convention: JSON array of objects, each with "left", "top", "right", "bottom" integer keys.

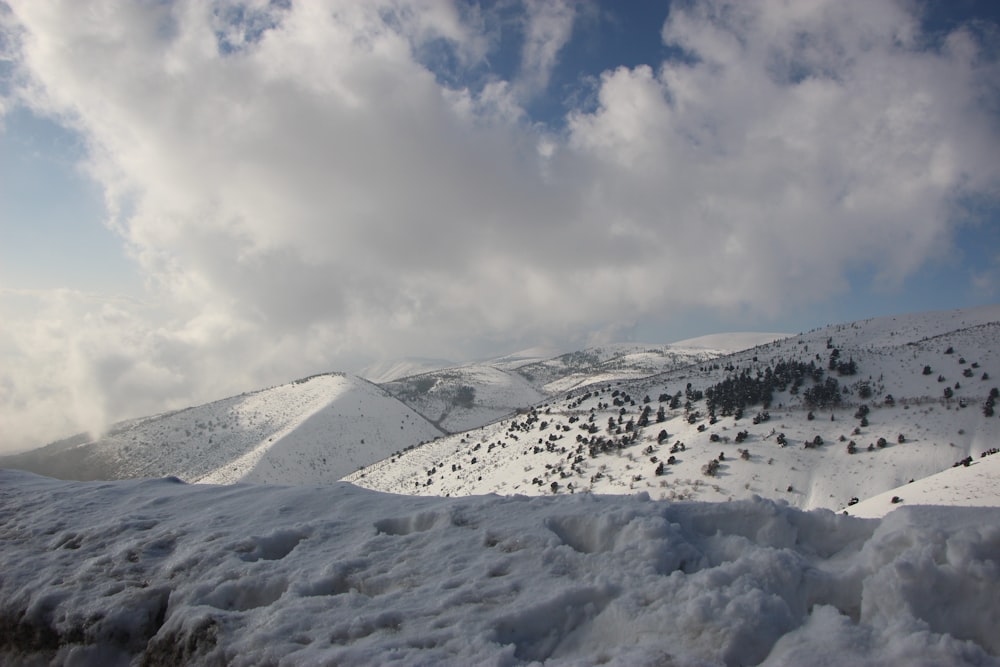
[
  {"left": 453, "top": 385, "right": 476, "bottom": 408},
  {"left": 803, "top": 377, "right": 842, "bottom": 408},
  {"left": 703, "top": 370, "right": 773, "bottom": 416},
  {"left": 803, "top": 435, "right": 824, "bottom": 449},
  {"left": 703, "top": 359, "right": 834, "bottom": 418},
  {"left": 985, "top": 388, "right": 999, "bottom": 417},
  {"left": 834, "top": 359, "right": 857, "bottom": 376}
]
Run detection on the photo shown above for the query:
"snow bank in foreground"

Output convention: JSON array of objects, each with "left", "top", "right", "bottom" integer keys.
[{"left": 1, "top": 471, "right": 998, "bottom": 666}]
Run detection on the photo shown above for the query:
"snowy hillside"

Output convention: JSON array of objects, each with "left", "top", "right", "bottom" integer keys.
[
  {"left": 380, "top": 364, "right": 547, "bottom": 434},
  {"left": 377, "top": 343, "right": 728, "bottom": 435},
  {"left": 0, "top": 342, "right": 729, "bottom": 486},
  {"left": 3, "top": 469, "right": 999, "bottom": 666},
  {"left": 510, "top": 343, "right": 727, "bottom": 394},
  {"left": 358, "top": 357, "right": 456, "bottom": 384},
  {"left": 843, "top": 450, "right": 1000, "bottom": 518},
  {"left": 670, "top": 332, "right": 791, "bottom": 350},
  {"left": 0, "top": 374, "right": 443, "bottom": 485},
  {"left": 350, "top": 306, "right": 1000, "bottom": 512}
]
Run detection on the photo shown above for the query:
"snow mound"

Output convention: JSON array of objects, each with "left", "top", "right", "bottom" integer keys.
[
  {"left": 2, "top": 470, "right": 998, "bottom": 666},
  {"left": 843, "top": 451, "right": 1000, "bottom": 518}
]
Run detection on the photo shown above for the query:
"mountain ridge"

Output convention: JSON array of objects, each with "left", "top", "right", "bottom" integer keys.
[
  {"left": 3, "top": 306, "right": 998, "bottom": 515},
  {"left": 350, "top": 305, "right": 1000, "bottom": 512}
]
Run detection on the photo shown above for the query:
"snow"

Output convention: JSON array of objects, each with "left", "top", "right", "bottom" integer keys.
[
  {"left": 2, "top": 469, "right": 999, "bottom": 666},
  {"left": 486, "top": 346, "right": 567, "bottom": 371},
  {"left": 0, "top": 374, "right": 444, "bottom": 485},
  {"left": 3, "top": 308, "right": 1000, "bottom": 665},
  {"left": 350, "top": 306, "right": 1000, "bottom": 513},
  {"left": 381, "top": 364, "right": 548, "bottom": 434},
  {"left": 358, "top": 357, "right": 456, "bottom": 384},
  {"left": 669, "top": 332, "right": 791, "bottom": 351},
  {"left": 193, "top": 375, "right": 444, "bottom": 485},
  {"left": 516, "top": 344, "right": 723, "bottom": 395},
  {"left": 843, "top": 451, "right": 1000, "bottom": 518}
]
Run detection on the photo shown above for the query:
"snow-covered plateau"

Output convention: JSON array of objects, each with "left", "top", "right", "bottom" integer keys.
[{"left": 2, "top": 469, "right": 1000, "bottom": 666}]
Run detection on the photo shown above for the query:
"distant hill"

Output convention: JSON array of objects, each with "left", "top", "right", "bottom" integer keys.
[
  {"left": 0, "top": 374, "right": 444, "bottom": 484},
  {"left": 376, "top": 343, "right": 730, "bottom": 433},
  {"left": 0, "top": 342, "right": 726, "bottom": 485},
  {"left": 349, "top": 306, "right": 1000, "bottom": 512},
  {"left": 6, "top": 306, "right": 999, "bottom": 515},
  {"left": 669, "top": 332, "right": 790, "bottom": 350},
  {"left": 358, "top": 357, "right": 457, "bottom": 383}
]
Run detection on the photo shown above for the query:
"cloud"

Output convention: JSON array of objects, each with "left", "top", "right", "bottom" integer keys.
[
  {"left": 516, "top": 0, "right": 579, "bottom": 98},
  {"left": 567, "top": 0, "right": 1000, "bottom": 299},
  {"left": 0, "top": 290, "right": 176, "bottom": 450},
  {"left": 1, "top": 0, "right": 998, "bottom": 450}
]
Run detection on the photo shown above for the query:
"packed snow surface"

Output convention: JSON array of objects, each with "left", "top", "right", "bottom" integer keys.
[
  {"left": 2, "top": 470, "right": 999, "bottom": 666},
  {"left": 843, "top": 451, "right": 1000, "bottom": 518}
]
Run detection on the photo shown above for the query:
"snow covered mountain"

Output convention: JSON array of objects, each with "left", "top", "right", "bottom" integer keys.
[
  {"left": 350, "top": 306, "right": 1000, "bottom": 512},
  {"left": 358, "top": 357, "right": 457, "bottom": 383},
  {"left": 3, "top": 469, "right": 999, "bottom": 666},
  {"left": 5, "top": 307, "right": 999, "bottom": 516},
  {"left": 0, "top": 341, "right": 731, "bottom": 485},
  {"left": 3, "top": 308, "right": 1000, "bottom": 665},
  {"left": 0, "top": 373, "right": 444, "bottom": 485},
  {"left": 376, "top": 342, "right": 738, "bottom": 433},
  {"left": 379, "top": 364, "right": 548, "bottom": 434},
  {"left": 511, "top": 342, "right": 735, "bottom": 395}
]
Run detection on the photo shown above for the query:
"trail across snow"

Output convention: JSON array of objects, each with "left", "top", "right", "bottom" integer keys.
[{"left": 2, "top": 470, "right": 999, "bottom": 666}]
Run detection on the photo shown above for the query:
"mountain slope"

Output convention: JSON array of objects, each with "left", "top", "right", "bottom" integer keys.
[
  {"left": 379, "top": 342, "right": 750, "bottom": 432},
  {"left": 842, "top": 450, "right": 1000, "bottom": 518},
  {"left": 510, "top": 343, "right": 727, "bottom": 394},
  {"left": 0, "top": 343, "right": 736, "bottom": 485},
  {"left": 358, "top": 357, "right": 456, "bottom": 383},
  {"left": 1, "top": 374, "right": 444, "bottom": 484},
  {"left": 349, "top": 306, "right": 1000, "bottom": 512},
  {"left": 380, "top": 364, "right": 547, "bottom": 433},
  {"left": 669, "top": 332, "right": 791, "bottom": 350}
]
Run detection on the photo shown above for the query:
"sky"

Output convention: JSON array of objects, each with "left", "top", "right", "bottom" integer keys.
[{"left": 1, "top": 0, "right": 999, "bottom": 452}]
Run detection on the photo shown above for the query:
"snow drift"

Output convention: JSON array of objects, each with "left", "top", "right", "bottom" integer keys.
[{"left": 2, "top": 470, "right": 998, "bottom": 666}]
